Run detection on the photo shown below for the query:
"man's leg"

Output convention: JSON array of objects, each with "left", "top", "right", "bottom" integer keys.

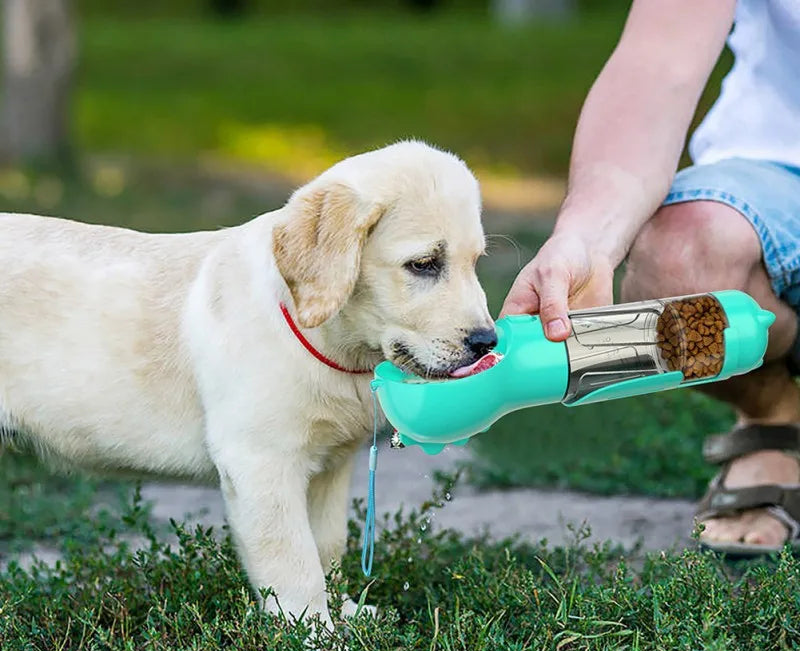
[{"left": 622, "top": 200, "right": 800, "bottom": 546}]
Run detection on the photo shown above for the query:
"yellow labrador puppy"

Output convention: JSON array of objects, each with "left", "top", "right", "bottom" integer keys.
[{"left": 0, "top": 141, "right": 494, "bottom": 627}]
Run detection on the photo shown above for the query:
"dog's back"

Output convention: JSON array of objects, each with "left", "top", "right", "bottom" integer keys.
[{"left": 0, "top": 213, "right": 220, "bottom": 479}]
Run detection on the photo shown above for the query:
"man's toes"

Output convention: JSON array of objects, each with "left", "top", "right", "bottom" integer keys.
[
  {"left": 700, "top": 516, "right": 738, "bottom": 542},
  {"left": 700, "top": 510, "right": 790, "bottom": 546},
  {"left": 741, "top": 511, "right": 789, "bottom": 546},
  {"left": 699, "top": 518, "right": 721, "bottom": 541}
]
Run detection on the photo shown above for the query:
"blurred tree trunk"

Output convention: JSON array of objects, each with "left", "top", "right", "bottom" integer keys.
[
  {"left": 0, "top": 0, "right": 75, "bottom": 164},
  {"left": 491, "top": 0, "right": 575, "bottom": 24}
]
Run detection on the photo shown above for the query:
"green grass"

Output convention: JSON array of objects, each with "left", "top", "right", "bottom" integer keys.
[
  {"left": 1, "top": 480, "right": 798, "bottom": 650},
  {"left": 0, "top": 451, "right": 132, "bottom": 555},
  {"left": 466, "top": 390, "right": 733, "bottom": 498},
  {"left": 0, "top": 158, "right": 282, "bottom": 232},
  {"left": 75, "top": 12, "right": 620, "bottom": 175},
  {"left": 71, "top": 10, "right": 730, "bottom": 178}
]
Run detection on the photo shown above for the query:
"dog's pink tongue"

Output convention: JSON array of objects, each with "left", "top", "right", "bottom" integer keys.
[{"left": 449, "top": 352, "right": 503, "bottom": 378}]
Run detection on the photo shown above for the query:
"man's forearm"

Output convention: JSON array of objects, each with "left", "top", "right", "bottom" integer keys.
[
  {"left": 554, "top": 54, "right": 704, "bottom": 267},
  {"left": 552, "top": 0, "right": 735, "bottom": 267}
]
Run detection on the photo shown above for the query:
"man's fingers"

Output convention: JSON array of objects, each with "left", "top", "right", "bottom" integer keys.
[
  {"left": 499, "top": 265, "right": 574, "bottom": 341},
  {"left": 536, "top": 269, "right": 572, "bottom": 341},
  {"left": 499, "top": 276, "right": 540, "bottom": 318}
]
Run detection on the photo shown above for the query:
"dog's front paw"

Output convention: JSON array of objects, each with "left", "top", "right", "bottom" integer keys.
[{"left": 340, "top": 595, "right": 377, "bottom": 619}]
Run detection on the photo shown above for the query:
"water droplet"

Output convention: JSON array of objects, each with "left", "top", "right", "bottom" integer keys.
[
  {"left": 445, "top": 492, "right": 452, "bottom": 501},
  {"left": 416, "top": 537, "right": 422, "bottom": 544},
  {"left": 407, "top": 556, "right": 413, "bottom": 563},
  {"left": 403, "top": 582, "right": 409, "bottom": 591},
  {"left": 420, "top": 523, "right": 427, "bottom": 531}
]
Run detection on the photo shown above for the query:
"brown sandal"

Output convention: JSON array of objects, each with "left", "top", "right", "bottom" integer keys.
[{"left": 695, "top": 424, "right": 800, "bottom": 556}]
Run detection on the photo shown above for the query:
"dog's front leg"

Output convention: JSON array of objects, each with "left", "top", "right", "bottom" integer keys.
[
  {"left": 308, "top": 449, "right": 377, "bottom": 619},
  {"left": 307, "top": 452, "right": 356, "bottom": 576},
  {"left": 213, "top": 446, "right": 332, "bottom": 629}
]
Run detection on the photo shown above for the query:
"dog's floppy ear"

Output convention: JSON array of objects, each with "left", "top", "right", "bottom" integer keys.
[{"left": 273, "top": 182, "right": 385, "bottom": 328}]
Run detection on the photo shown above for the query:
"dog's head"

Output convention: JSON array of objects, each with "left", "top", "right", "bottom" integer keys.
[{"left": 272, "top": 141, "right": 494, "bottom": 378}]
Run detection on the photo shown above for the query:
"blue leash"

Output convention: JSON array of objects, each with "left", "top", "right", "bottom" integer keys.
[{"left": 361, "top": 382, "right": 380, "bottom": 577}]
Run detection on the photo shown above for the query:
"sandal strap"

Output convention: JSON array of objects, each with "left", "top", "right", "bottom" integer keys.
[
  {"left": 703, "top": 424, "right": 800, "bottom": 465},
  {"left": 697, "top": 481, "right": 800, "bottom": 533},
  {"left": 766, "top": 506, "right": 800, "bottom": 540}
]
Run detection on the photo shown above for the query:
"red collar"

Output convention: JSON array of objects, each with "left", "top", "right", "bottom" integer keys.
[{"left": 279, "top": 302, "right": 373, "bottom": 375}]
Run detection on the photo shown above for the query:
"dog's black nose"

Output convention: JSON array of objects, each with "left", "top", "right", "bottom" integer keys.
[{"left": 465, "top": 327, "right": 498, "bottom": 359}]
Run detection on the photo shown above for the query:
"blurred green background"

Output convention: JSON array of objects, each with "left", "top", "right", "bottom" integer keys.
[{"left": 0, "top": 0, "right": 737, "bottom": 550}]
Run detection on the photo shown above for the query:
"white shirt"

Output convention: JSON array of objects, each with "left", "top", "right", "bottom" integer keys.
[{"left": 689, "top": 0, "right": 800, "bottom": 168}]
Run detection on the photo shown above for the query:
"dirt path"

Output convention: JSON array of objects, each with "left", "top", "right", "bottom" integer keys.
[
  {"left": 139, "top": 443, "right": 696, "bottom": 553},
  {"left": 7, "top": 443, "right": 698, "bottom": 572}
]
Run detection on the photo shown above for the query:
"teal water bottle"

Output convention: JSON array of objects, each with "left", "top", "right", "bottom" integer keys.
[{"left": 371, "top": 290, "right": 775, "bottom": 455}]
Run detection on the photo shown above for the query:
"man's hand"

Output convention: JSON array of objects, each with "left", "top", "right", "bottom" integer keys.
[{"left": 499, "top": 233, "right": 614, "bottom": 341}]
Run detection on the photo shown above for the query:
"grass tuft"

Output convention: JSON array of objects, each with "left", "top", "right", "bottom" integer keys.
[{"left": 1, "top": 477, "right": 798, "bottom": 650}]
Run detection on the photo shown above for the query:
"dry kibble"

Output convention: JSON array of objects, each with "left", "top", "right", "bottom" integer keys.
[{"left": 655, "top": 296, "right": 728, "bottom": 380}]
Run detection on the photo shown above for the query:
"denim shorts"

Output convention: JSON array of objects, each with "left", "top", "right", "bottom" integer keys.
[{"left": 663, "top": 158, "right": 800, "bottom": 312}]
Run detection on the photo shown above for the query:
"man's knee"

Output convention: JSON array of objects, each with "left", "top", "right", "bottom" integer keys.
[{"left": 622, "top": 201, "right": 763, "bottom": 301}]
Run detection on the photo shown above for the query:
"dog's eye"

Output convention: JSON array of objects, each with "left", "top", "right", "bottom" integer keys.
[{"left": 404, "top": 257, "right": 441, "bottom": 276}]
